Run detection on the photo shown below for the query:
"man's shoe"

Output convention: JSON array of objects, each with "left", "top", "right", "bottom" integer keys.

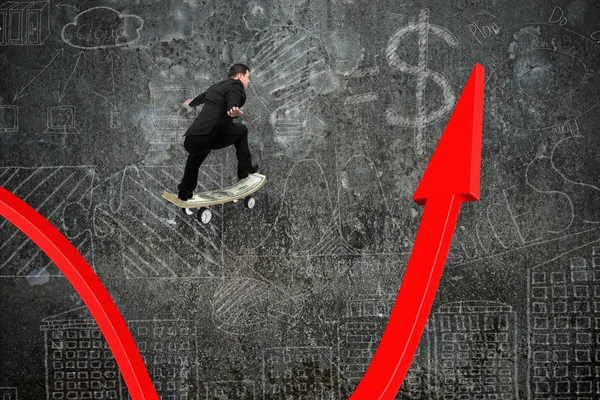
[
  {"left": 178, "top": 188, "right": 193, "bottom": 201},
  {"left": 237, "top": 164, "right": 259, "bottom": 180}
]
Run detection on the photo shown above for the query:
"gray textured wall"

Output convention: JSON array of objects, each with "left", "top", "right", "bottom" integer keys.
[{"left": 1, "top": 0, "right": 600, "bottom": 399}]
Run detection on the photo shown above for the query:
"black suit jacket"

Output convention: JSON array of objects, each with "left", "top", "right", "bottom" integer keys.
[{"left": 184, "top": 78, "right": 246, "bottom": 136}]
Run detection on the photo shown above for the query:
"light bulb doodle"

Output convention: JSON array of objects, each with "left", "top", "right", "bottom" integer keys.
[{"left": 247, "top": 25, "right": 333, "bottom": 143}]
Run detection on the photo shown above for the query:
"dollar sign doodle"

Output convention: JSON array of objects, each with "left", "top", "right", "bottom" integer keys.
[{"left": 386, "top": 9, "right": 458, "bottom": 156}]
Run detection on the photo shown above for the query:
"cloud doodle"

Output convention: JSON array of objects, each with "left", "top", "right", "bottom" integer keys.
[{"left": 62, "top": 7, "right": 144, "bottom": 50}]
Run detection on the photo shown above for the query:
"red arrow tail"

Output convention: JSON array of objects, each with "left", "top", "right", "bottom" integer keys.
[{"left": 350, "top": 195, "right": 462, "bottom": 399}]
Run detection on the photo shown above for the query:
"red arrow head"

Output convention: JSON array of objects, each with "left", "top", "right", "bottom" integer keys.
[{"left": 413, "top": 63, "right": 485, "bottom": 205}]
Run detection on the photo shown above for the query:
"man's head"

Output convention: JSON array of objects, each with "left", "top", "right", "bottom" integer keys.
[{"left": 228, "top": 63, "right": 250, "bottom": 89}]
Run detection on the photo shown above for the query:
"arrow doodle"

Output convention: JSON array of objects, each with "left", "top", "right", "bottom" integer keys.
[
  {"left": 14, "top": 49, "right": 64, "bottom": 101},
  {"left": 141, "top": 48, "right": 170, "bottom": 81},
  {"left": 55, "top": 3, "right": 80, "bottom": 12},
  {"left": 59, "top": 51, "right": 87, "bottom": 102},
  {"left": 106, "top": 51, "right": 121, "bottom": 110},
  {"left": 351, "top": 63, "right": 485, "bottom": 400}
]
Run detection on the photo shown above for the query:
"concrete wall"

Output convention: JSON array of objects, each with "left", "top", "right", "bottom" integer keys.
[{"left": 1, "top": 0, "right": 600, "bottom": 398}]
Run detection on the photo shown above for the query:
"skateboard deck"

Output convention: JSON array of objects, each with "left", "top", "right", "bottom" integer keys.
[{"left": 161, "top": 173, "right": 266, "bottom": 223}]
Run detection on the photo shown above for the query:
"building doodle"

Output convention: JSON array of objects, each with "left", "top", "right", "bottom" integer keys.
[
  {"left": 338, "top": 293, "right": 431, "bottom": 399},
  {"left": 433, "top": 301, "right": 518, "bottom": 399},
  {"left": 263, "top": 347, "right": 335, "bottom": 399},
  {"left": 528, "top": 247, "right": 600, "bottom": 399},
  {"left": 41, "top": 308, "right": 123, "bottom": 400}
]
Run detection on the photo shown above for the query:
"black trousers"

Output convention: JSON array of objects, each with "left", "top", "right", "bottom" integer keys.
[{"left": 178, "top": 120, "right": 252, "bottom": 192}]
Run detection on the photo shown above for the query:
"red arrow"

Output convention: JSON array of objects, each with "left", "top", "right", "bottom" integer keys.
[
  {"left": 350, "top": 63, "right": 485, "bottom": 399},
  {"left": 0, "top": 186, "right": 159, "bottom": 400}
]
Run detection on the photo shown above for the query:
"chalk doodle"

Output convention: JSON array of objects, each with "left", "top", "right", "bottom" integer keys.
[
  {"left": 247, "top": 25, "right": 332, "bottom": 142},
  {"left": 0, "top": 105, "right": 18, "bottom": 132},
  {"left": 0, "top": 166, "right": 94, "bottom": 278},
  {"left": 528, "top": 248, "right": 600, "bottom": 399},
  {"left": 94, "top": 166, "right": 224, "bottom": 279},
  {"left": 263, "top": 347, "right": 335, "bottom": 399},
  {"left": 433, "top": 301, "right": 518, "bottom": 399},
  {"left": 338, "top": 293, "right": 432, "bottom": 398},
  {"left": 479, "top": 20, "right": 600, "bottom": 130},
  {"left": 385, "top": 9, "right": 458, "bottom": 156},
  {"left": 13, "top": 48, "right": 63, "bottom": 101},
  {"left": 44, "top": 105, "right": 79, "bottom": 134},
  {"left": 0, "top": 1, "right": 50, "bottom": 46},
  {"left": 61, "top": 7, "right": 143, "bottom": 50}
]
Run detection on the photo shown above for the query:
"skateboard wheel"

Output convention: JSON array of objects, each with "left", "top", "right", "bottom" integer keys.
[
  {"left": 182, "top": 208, "right": 194, "bottom": 216},
  {"left": 244, "top": 196, "right": 256, "bottom": 209},
  {"left": 197, "top": 207, "right": 212, "bottom": 224}
]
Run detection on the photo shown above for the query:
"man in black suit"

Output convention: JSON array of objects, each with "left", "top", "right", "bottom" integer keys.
[{"left": 177, "top": 63, "right": 258, "bottom": 200}]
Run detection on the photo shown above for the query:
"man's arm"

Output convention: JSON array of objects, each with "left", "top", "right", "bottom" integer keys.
[
  {"left": 187, "top": 92, "right": 206, "bottom": 107},
  {"left": 225, "top": 81, "right": 245, "bottom": 117}
]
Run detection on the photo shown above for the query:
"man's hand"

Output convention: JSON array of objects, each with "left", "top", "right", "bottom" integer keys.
[
  {"left": 227, "top": 106, "right": 243, "bottom": 117},
  {"left": 184, "top": 99, "right": 192, "bottom": 105}
]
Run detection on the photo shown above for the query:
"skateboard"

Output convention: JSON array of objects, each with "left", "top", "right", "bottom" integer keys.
[{"left": 161, "top": 173, "right": 267, "bottom": 224}]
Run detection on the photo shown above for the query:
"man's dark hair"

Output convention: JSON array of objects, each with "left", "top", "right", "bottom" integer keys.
[{"left": 228, "top": 63, "right": 250, "bottom": 78}]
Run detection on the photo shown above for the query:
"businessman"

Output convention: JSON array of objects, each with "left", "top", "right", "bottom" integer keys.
[{"left": 177, "top": 63, "right": 258, "bottom": 201}]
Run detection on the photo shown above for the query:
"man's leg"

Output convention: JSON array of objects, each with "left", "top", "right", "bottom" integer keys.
[
  {"left": 213, "top": 122, "right": 257, "bottom": 179},
  {"left": 231, "top": 124, "right": 254, "bottom": 178},
  {"left": 177, "top": 135, "right": 211, "bottom": 199}
]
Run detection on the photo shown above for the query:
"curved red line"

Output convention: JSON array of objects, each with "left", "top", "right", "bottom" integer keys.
[
  {"left": 351, "top": 63, "right": 484, "bottom": 399},
  {"left": 0, "top": 186, "right": 158, "bottom": 400}
]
